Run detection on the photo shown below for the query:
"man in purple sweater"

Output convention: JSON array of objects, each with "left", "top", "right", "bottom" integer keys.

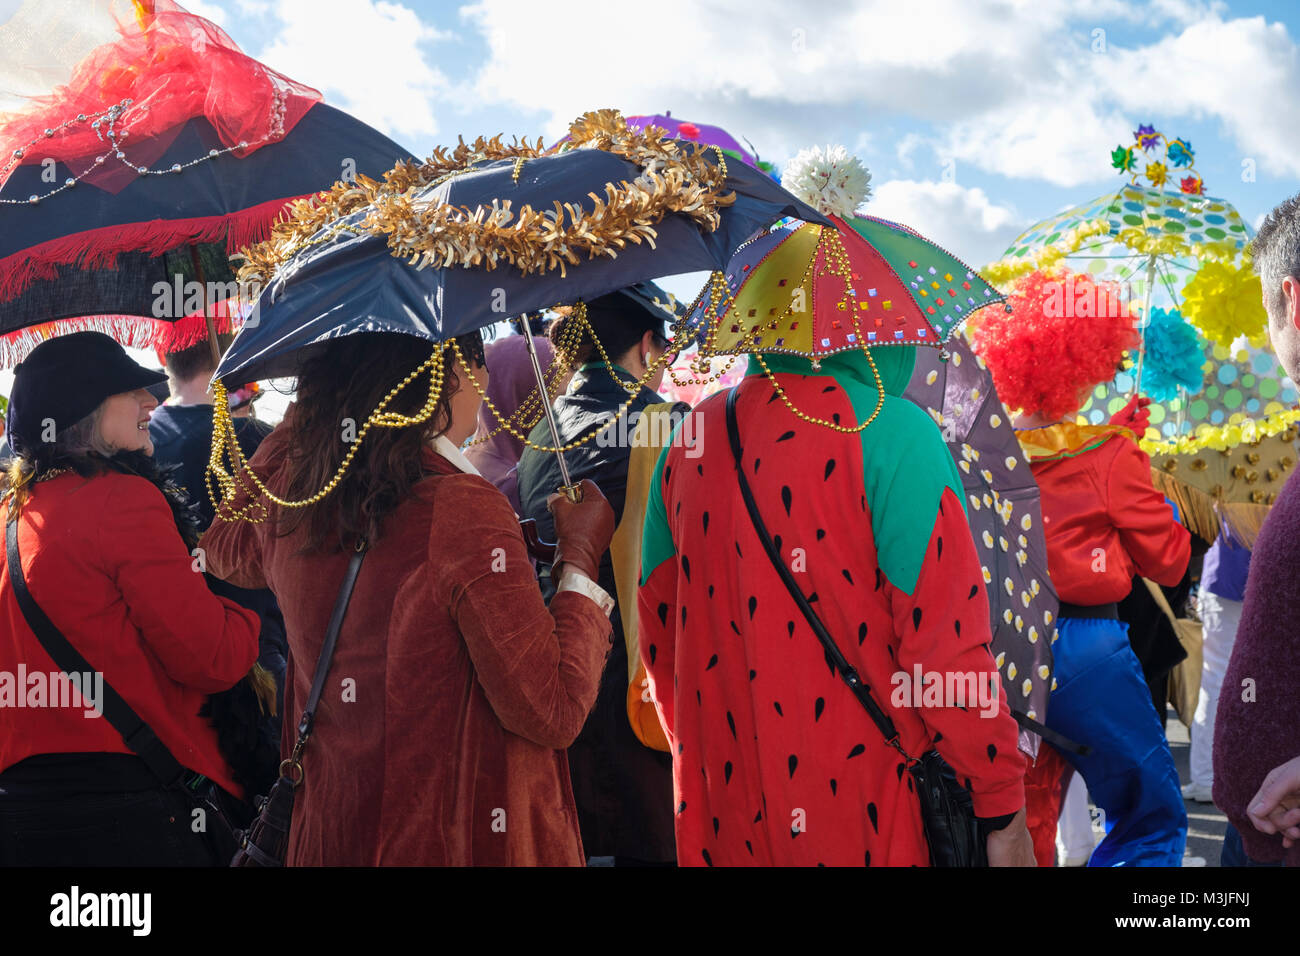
[{"left": 1214, "top": 192, "right": 1300, "bottom": 866}]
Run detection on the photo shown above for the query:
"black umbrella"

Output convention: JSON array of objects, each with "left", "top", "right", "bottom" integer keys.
[{"left": 214, "top": 111, "right": 830, "bottom": 497}]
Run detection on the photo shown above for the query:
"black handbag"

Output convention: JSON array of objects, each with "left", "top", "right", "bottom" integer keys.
[
  {"left": 724, "top": 386, "right": 986, "bottom": 867},
  {"left": 4, "top": 517, "right": 241, "bottom": 865},
  {"left": 231, "top": 539, "right": 367, "bottom": 867}
]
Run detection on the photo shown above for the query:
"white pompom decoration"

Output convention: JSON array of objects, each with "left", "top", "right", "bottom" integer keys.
[{"left": 781, "top": 145, "right": 872, "bottom": 219}]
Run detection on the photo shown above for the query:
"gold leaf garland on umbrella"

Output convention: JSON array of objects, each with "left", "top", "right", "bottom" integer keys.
[{"left": 235, "top": 110, "right": 736, "bottom": 287}]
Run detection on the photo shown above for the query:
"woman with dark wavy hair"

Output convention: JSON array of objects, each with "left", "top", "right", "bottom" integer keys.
[
  {"left": 0, "top": 332, "right": 261, "bottom": 866},
  {"left": 203, "top": 330, "right": 618, "bottom": 865}
]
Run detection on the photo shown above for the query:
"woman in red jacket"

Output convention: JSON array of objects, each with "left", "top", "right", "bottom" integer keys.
[
  {"left": 202, "top": 331, "right": 618, "bottom": 865},
  {"left": 0, "top": 332, "right": 261, "bottom": 866}
]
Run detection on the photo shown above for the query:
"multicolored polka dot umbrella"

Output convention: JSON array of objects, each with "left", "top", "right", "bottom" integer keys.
[
  {"left": 687, "top": 213, "right": 1006, "bottom": 360},
  {"left": 984, "top": 125, "right": 1288, "bottom": 456},
  {"left": 906, "top": 336, "right": 1057, "bottom": 758}
]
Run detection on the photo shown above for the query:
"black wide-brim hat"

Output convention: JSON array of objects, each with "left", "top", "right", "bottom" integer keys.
[{"left": 6, "top": 331, "right": 167, "bottom": 457}]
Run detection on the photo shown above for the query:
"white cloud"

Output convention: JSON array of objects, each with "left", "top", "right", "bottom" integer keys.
[
  {"left": 184, "top": 0, "right": 230, "bottom": 26},
  {"left": 867, "top": 179, "right": 1025, "bottom": 269},
  {"left": 1104, "top": 15, "right": 1300, "bottom": 178},
  {"left": 459, "top": 0, "right": 1300, "bottom": 188},
  {"left": 257, "top": 0, "right": 449, "bottom": 140}
]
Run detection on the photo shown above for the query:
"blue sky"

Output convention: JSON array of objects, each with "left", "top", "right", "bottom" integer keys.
[{"left": 153, "top": 0, "right": 1300, "bottom": 275}]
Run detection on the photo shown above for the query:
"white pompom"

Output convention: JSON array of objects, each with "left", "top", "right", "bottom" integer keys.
[{"left": 781, "top": 145, "right": 872, "bottom": 219}]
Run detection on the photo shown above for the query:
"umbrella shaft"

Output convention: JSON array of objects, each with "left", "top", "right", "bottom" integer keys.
[{"left": 520, "top": 317, "right": 580, "bottom": 501}]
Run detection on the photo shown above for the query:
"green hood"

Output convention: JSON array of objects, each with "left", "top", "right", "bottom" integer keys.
[{"left": 745, "top": 345, "right": 917, "bottom": 397}]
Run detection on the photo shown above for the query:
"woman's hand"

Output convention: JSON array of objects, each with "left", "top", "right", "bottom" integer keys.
[
  {"left": 986, "top": 808, "right": 1037, "bottom": 866},
  {"left": 1248, "top": 755, "right": 1300, "bottom": 847},
  {"left": 547, "top": 479, "right": 615, "bottom": 581}
]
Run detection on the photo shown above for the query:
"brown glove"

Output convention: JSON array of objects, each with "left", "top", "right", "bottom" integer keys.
[{"left": 547, "top": 479, "right": 615, "bottom": 581}]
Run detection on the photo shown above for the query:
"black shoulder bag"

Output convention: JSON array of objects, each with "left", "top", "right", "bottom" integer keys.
[
  {"left": 5, "top": 516, "right": 242, "bottom": 864},
  {"left": 232, "top": 538, "right": 367, "bottom": 867},
  {"left": 724, "top": 387, "right": 986, "bottom": 867}
]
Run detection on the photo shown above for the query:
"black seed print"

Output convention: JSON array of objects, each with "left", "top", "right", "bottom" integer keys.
[
  {"left": 781, "top": 486, "right": 792, "bottom": 515},
  {"left": 786, "top": 620, "right": 795, "bottom": 638},
  {"left": 777, "top": 430, "right": 795, "bottom": 442},
  {"left": 822, "top": 384, "right": 836, "bottom": 393},
  {"left": 696, "top": 690, "right": 701, "bottom": 706},
  {"left": 875, "top": 568, "right": 883, "bottom": 591},
  {"left": 678, "top": 801, "right": 686, "bottom": 813},
  {"left": 848, "top": 744, "right": 865, "bottom": 759},
  {"left": 712, "top": 817, "right": 720, "bottom": 837},
  {"left": 861, "top": 494, "right": 866, "bottom": 512},
  {"left": 896, "top": 762, "right": 906, "bottom": 781},
  {"left": 724, "top": 761, "right": 733, "bottom": 783},
  {"left": 868, "top": 803, "right": 878, "bottom": 833},
  {"left": 702, "top": 511, "right": 710, "bottom": 535},
  {"left": 937, "top": 537, "right": 943, "bottom": 561},
  {"left": 788, "top": 754, "right": 798, "bottom": 778},
  {"left": 808, "top": 592, "right": 819, "bottom": 603},
  {"left": 816, "top": 528, "right": 826, "bottom": 541},
  {"left": 735, "top": 540, "right": 743, "bottom": 558},
  {"left": 791, "top": 826, "right": 800, "bottom": 839},
  {"left": 675, "top": 502, "right": 680, "bottom": 516},
  {"left": 753, "top": 810, "right": 762, "bottom": 824},
  {"left": 701, "top": 766, "right": 707, "bottom": 779},
  {"left": 681, "top": 606, "right": 687, "bottom": 627},
  {"left": 933, "top": 731, "right": 943, "bottom": 743},
  {"left": 969, "top": 585, "right": 979, "bottom": 599},
  {"left": 773, "top": 701, "right": 783, "bottom": 716},
  {"left": 726, "top": 711, "right": 737, "bottom": 739},
  {"left": 729, "top": 620, "right": 740, "bottom": 635},
  {"left": 748, "top": 596, "right": 758, "bottom": 619},
  {"left": 677, "top": 742, "right": 683, "bottom": 754},
  {"left": 830, "top": 778, "right": 838, "bottom": 795},
  {"left": 907, "top": 777, "right": 913, "bottom": 792},
  {"left": 767, "top": 388, "right": 780, "bottom": 404},
  {"left": 773, "top": 534, "right": 782, "bottom": 554},
  {"left": 753, "top": 458, "right": 761, "bottom": 475},
  {"left": 696, "top": 463, "right": 703, "bottom": 476},
  {"left": 708, "top": 584, "right": 714, "bottom": 598},
  {"left": 749, "top": 669, "right": 756, "bottom": 680},
  {"left": 912, "top": 607, "right": 922, "bottom": 630},
  {"left": 815, "top": 698, "right": 825, "bottom": 721},
  {"left": 938, "top": 498, "right": 945, "bottom": 517},
  {"left": 865, "top": 851, "right": 871, "bottom": 866},
  {"left": 825, "top": 459, "right": 836, "bottom": 480},
  {"left": 987, "top": 744, "right": 998, "bottom": 763},
  {"left": 705, "top": 654, "right": 718, "bottom": 670},
  {"left": 832, "top": 413, "right": 841, "bottom": 425},
  {"left": 841, "top": 568, "right": 854, "bottom": 585},
  {"left": 858, "top": 622, "right": 867, "bottom": 646},
  {"left": 954, "top": 620, "right": 961, "bottom": 637},
  {"left": 887, "top": 644, "right": 896, "bottom": 660},
  {"left": 664, "top": 465, "right": 671, "bottom": 485},
  {"left": 648, "top": 644, "right": 658, "bottom": 665},
  {"left": 656, "top": 604, "right": 668, "bottom": 627},
  {"left": 702, "top": 848, "right": 712, "bottom": 866},
  {"left": 681, "top": 555, "right": 691, "bottom": 581},
  {"left": 746, "top": 840, "right": 754, "bottom": 855}
]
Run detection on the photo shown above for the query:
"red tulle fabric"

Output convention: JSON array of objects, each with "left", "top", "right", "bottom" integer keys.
[
  {"left": 0, "top": 1, "right": 320, "bottom": 192},
  {"left": 972, "top": 269, "right": 1139, "bottom": 421}
]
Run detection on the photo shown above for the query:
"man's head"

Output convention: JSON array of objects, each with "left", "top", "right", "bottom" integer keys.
[
  {"left": 1252, "top": 194, "right": 1300, "bottom": 381},
  {"left": 162, "top": 332, "right": 235, "bottom": 403}
]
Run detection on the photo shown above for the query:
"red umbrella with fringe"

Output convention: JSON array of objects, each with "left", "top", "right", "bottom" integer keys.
[{"left": 0, "top": 0, "right": 410, "bottom": 366}]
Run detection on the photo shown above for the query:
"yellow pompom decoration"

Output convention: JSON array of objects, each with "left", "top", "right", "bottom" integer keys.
[{"left": 1181, "top": 259, "right": 1268, "bottom": 348}]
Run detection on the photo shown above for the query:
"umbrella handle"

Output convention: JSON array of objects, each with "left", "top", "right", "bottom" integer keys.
[
  {"left": 558, "top": 482, "right": 584, "bottom": 503},
  {"left": 518, "top": 518, "right": 557, "bottom": 563}
]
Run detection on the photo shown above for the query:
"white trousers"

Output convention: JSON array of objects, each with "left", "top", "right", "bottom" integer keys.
[
  {"left": 1056, "top": 772, "right": 1096, "bottom": 864},
  {"left": 1190, "top": 588, "right": 1244, "bottom": 789}
]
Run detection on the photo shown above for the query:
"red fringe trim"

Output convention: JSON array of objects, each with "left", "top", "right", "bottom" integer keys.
[
  {"left": 0, "top": 194, "right": 310, "bottom": 304},
  {"left": 0, "top": 315, "right": 162, "bottom": 368}
]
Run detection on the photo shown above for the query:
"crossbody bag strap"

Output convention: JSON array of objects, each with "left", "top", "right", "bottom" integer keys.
[
  {"left": 285, "top": 540, "right": 368, "bottom": 772},
  {"left": 5, "top": 514, "right": 187, "bottom": 786},
  {"left": 724, "top": 387, "right": 913, "bottom": 763}
]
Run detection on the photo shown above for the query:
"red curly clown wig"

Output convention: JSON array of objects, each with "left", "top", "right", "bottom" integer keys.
[{"left": 972, "top": 269, "right": 1139, "bottom": 421}]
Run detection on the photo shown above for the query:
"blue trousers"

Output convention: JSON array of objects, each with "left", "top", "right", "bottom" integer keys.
[{"left": 1046, "top": 617, "right": 1187, "bottom": 866}]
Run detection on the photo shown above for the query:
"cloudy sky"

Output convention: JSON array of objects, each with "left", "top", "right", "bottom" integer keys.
[{"left": 132, "top": 0, "right": 1300, "bottom": 273}]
